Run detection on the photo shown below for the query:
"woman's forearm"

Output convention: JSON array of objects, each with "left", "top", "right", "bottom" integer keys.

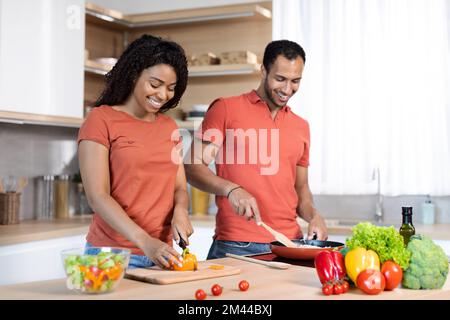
[
  {"left": 174, "top": 187, "right": 189, "bottom": 211},
  {"left": 88, "top": 193, "right": 152, "bottom": 248}
]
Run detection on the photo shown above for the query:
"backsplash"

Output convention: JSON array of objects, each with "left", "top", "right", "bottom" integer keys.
[
  {"left": 0, "top": 123, "right": 79, "bottom": 220},
  {"left": 314, "top": 194, "right": 450, "bottom": 224}
]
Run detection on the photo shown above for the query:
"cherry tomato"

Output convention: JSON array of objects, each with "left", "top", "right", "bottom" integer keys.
[
  {"left": 211, "top": 284, "right": 223, "bottom": 296},
  {"left": 333, "top": 283, "right": 343, "bottom": 295},
  {"left": 238, "top": 280, "right": 250, "bottom": 291},
  {"left": 89, "top": 266, "right": 102, "bottom": 277},
  {"left": 356, "top": 269, "right": 386, "bottom": 295},
  {"left": 342, "top": 280, "right": 350, "bottom": 293},
  {"left": 195, "top": 289, "right": 207, "bottom": 300},
  {"left": 381, "top": 261, "right": 403, "bottom": 291},
  {"left": 322, "top": 284, "right": 333, "bottom": 296}
]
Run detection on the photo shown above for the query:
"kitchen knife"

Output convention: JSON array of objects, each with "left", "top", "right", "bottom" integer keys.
[{"left": 178, "top": 232, "right": 188, "bottom": 250}]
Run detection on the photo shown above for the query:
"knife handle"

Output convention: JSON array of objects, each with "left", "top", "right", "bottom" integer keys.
[{"left": 178, "top": 233, "right": 187, "bottom": 249}]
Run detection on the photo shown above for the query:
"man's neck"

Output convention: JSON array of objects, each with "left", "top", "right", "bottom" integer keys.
[{"left": 255, "top": 86, "right": 282, "bottom": 119}]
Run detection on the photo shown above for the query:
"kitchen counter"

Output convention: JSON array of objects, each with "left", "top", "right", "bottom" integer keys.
[
  {"left": 0, "top": 215, "right": 92, "bottom": 246},
  {"left": 1, "top": 215, "right": 450, "bottom": 246},
  {"left": 0, "top": 215, "right": 216, "bottom": 246},
  {"left": 0, "top": 257, "right": 449, "bottom": 300}
]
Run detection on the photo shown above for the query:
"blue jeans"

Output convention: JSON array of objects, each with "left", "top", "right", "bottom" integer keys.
[
  {"left": 85, "top": 242, "right": 154, "bottom": 269},
  {"left": 207, "top": 240, "right": 271, "bottom": 260}
]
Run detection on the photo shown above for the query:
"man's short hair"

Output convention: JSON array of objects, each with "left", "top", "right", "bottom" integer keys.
[{"left": 263, "top": 40, "right": 306, "bottom": 72}]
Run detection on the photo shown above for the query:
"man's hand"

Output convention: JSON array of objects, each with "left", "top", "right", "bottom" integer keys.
[
  {"left": 227, "top": 187, "right": 262, "bottom": 223},
  {"left": 306, "top": 213, "right": 328, "bottom": 240}
]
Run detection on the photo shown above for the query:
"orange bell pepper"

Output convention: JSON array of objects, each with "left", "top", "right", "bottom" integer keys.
[
  {"left": 105, "top": 264, "right": 123, "bottom": 281},
  {"left": 171, "top": 248, "right": 198, "bottom": 271}
]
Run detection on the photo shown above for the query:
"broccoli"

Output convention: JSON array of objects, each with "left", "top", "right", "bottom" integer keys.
[{"left": 402, "top": 234, "right": 449, "bottom": 289}]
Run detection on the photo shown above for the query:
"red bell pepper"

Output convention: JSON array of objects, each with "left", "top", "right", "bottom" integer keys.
[{"left": 314, "top": 250, "right": 346, "bottom": 285}]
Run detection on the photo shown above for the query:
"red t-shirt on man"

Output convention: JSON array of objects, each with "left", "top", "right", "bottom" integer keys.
[{"left": 195, "top": 90, "right": 310, "bottom": 243}]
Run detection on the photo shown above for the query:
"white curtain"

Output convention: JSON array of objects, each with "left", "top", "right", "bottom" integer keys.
[{"left": 273, "top": 0, "right": 450, "bottom": 196}]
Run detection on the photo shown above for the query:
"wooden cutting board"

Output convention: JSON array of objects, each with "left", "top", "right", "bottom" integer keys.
[{"left": 125, "top": 262, "right": 241, "bottom": 285}]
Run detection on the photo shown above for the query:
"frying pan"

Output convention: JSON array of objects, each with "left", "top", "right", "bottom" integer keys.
[{"left": 270, "top": 239, "right": 345, "bottom": 260}]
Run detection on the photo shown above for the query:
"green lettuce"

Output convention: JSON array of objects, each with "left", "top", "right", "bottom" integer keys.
[{"left": 345, "top": 222, "right": 411, "bottom": 269}]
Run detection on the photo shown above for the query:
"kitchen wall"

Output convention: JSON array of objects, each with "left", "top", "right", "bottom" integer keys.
[
  {"left": 0, "top": 123, "right": 79, "bottom": 220},
  {"left": 314, "top": 195, "right": 450, "bottom": 225}
]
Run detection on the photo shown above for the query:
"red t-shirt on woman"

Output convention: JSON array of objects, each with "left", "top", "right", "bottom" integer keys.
[{"left": 77, "top": 106, "right": 181, "bottom": 255}]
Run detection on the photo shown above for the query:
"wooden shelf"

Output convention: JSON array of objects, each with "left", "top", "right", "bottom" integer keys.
[
  {"left": 0, "top": 110, "right": 83, "bottom": 128},
  {"left": 84, "top": 59, "right": 112, "bottom": 76},
  {"left": 0, "top": 110, "right": 197, "bottom": 131},
  {"left": 85, "top": 60, "right": 260, "bottom": 78},
  {"left": 85, "top": 3, "right": 131, "bottom": 30},
  {"left": 85, "top": 2, "right": 271, "bottom": 29},
  {"left": 189, "top": 63, "right": 260, "bottom": 77}
]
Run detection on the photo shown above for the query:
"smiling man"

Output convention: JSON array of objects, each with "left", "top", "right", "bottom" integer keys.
[{"left": 184, "top": 40, "right": 328, "bottom": 259}]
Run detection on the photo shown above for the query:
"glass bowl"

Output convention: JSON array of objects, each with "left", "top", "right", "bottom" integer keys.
[{"left": 61, "top": 246, "right": 131, "bottom": 294}]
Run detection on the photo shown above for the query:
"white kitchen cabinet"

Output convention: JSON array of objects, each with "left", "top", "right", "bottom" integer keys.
[
  {"left": 0, "top": 234, "right": 86, "bottom": 286},
  {"left": 0, "top": 0, "right": 85, "bottom": 118}
]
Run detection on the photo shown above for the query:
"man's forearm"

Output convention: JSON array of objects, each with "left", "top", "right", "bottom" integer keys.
[
  {"left": 297, "top": 185, "right": 319, "bottom": 222},
  {"left": 185, "top": 164, "right": 238, "bottom": 197}
]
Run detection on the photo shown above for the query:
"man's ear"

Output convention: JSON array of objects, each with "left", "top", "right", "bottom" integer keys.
[{"left": 261, "top": 64, "right": 267, "bottom": 79}]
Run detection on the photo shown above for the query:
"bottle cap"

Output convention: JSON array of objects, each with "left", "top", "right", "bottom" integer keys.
[{"left": 402, "top": 207, "right": 413, "bottom": 215}]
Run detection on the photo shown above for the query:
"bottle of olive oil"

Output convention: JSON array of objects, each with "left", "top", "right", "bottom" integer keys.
[{"left": 399, "top": 207, "right": 415, "bottom": 246}]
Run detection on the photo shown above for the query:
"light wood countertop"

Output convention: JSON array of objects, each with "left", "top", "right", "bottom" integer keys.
[
  {"left": 1, "top": 215, "right": 450, "bottom": 246},
  {"left": 0, "top": 216, "right": 92, "bottom": 246},
  {"left": 0, "top": 257, "right": 449, "bottom": 300}
]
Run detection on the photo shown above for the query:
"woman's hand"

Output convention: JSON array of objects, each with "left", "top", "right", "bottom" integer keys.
[
  {"left": 171, "top": 205, "right": 193, "bottom": 246},
  {"left": 141, "top": 237, "right": 183, "bottom": 270},
  {"left": 227, "top": 187, "right": 262, "bottom": 223}
]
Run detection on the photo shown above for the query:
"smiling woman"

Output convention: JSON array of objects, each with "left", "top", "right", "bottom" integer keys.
[{"left": 77, "top": 35, "right": 193, "bottom": 270}]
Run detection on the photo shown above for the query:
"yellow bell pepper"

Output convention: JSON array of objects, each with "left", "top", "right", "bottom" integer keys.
[
  {"left": 345, "top": 247, "right": 380, "bottom": 283},
  {"left": 171, "top": 248, "right": 198, "bottom": 271}
]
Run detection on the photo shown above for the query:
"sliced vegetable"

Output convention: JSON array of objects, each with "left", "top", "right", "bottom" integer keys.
[
  {"left": 171, "top": 248, "right": 198, "bottom": 271},
  {"left": 209, "top": 265, "right": 225, "bottom": 270},
  {"left": 64, "top": 252, "right": 127, "bottom": 294}
]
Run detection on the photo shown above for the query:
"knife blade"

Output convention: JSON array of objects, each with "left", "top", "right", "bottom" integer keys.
[{"left": 178, "top": 232, "right": 187, "bottom": 250}]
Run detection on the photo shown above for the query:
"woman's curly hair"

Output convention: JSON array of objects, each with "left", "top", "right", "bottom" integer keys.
[{"left": 94, "top": 34, "right": 188, "bottom": 113}]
